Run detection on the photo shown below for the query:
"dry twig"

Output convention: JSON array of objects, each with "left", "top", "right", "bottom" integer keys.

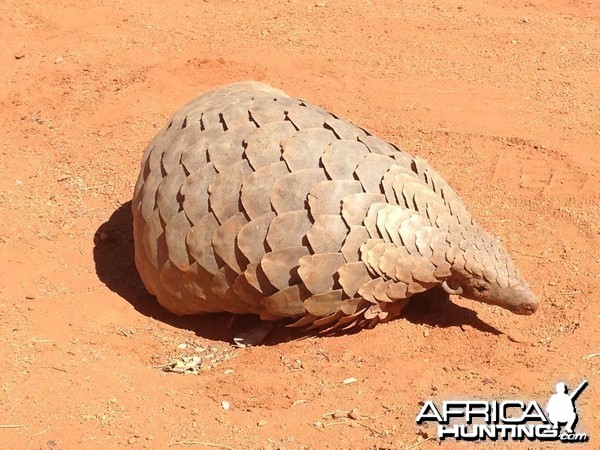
[
  {"left": 306, "top": 422, "right": 324, "bottom": 433},
  {"left": 167, "top": 440, "right": 234, "bottom": 449},
  {"left": 31, "top": 426, "right": 50, "bottom": 437}
]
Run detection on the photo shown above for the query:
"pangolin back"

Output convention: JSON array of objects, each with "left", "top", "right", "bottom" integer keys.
[{"left": 132, "top": 81, "right": 538, "bottom": 332}]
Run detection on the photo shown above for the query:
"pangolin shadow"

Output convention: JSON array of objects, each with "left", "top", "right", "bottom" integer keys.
[
  {"left": 401, "top": 289, "right": 502, "bottom": 335},
  {"left": 93, "top": 201, "right": 302, "bottom": 344},
  {"left": 93, "top": 201, "right": 502, "bottom": 344}
]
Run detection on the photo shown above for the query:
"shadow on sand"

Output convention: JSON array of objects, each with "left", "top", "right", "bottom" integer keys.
[{"left": 93, "top": 201, "right": 502, "bottom": 344}]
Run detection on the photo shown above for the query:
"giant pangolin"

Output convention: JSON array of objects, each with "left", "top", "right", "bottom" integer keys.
[{"left": 132, "top": 81, "right": 538, "bottom": 332}]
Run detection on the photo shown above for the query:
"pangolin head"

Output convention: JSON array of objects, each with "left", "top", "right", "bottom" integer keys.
[{"left": 441, "top": 234, "right": 539, "bottom": 315}]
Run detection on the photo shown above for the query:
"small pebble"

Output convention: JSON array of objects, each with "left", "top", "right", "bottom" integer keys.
[
  {"left": 343, "top": 377, "right": 357, "bottom": 385},
  {"left": 177, "top": 343, "right": 187, "bottom": 349},
  {"left": 224, "top": 369, "right": 234, "bottom": 375},
  {"left": 257, "top": 419, "right": 267, "bottom": 427},
  {"left": 96, "top": 230, "right": 115, "bottom": 243},
  {"left": 221, "top": 400, "right": 230, "bottom": 410}
]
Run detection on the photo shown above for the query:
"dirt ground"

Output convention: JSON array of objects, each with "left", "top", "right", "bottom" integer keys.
[{"left": 1, "top": 0, "right": 599, "bottom": 448}]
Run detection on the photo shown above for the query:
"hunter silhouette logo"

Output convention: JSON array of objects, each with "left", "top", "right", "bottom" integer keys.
[
  {"left": 546, "top": 380, "right": 588, "bottom": 435},
  {"left": 416, "top": 380, "right": 589, "bottom": 443}
]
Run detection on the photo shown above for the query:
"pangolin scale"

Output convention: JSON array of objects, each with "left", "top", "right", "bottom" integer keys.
[{"left": 132, "top": 81, "right": 538, "bottom": 332}]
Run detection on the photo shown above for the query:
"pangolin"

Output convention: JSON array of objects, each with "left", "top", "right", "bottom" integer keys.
[{"left": 132, "top": 81, "right": 538, "bottom": 332}]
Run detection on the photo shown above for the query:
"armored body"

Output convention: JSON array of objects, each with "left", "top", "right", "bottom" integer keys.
[{"left": 132, "top": 81, "right": 538, "bottom": 332}]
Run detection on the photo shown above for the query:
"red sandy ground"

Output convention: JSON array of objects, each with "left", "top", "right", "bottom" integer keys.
[{"left": 1, "top": 0, "right": 599, "bottom": 448}]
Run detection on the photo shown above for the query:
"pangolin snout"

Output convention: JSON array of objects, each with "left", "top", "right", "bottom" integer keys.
[
  {"left": 505, "top": 285, "right": 539, "bottom": 315},
  {"left": 452, "top": 271, "right": 540, "bottom": 316}
]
